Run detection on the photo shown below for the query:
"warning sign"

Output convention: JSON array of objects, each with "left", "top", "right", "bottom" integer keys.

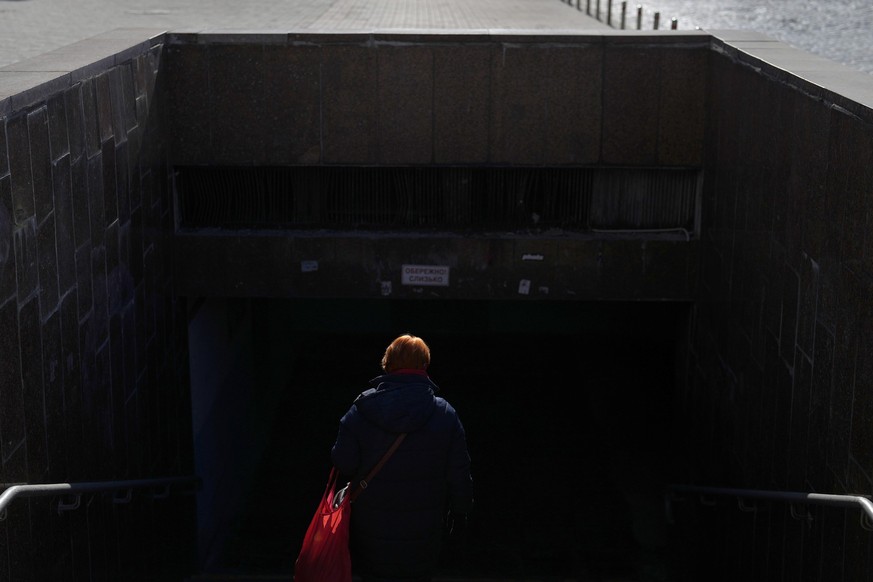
[{"left": 401, "top": 264, "right": 450, "bottom": 287}]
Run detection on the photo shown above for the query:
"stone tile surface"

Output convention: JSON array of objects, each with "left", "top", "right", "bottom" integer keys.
[{"left": 0, "top": 0, "right": 609, "bottom": 70}]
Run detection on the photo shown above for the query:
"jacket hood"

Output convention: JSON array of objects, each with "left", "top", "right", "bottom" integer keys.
[{"left": 354, "top": 373, "right": 439, "bottom": 433}]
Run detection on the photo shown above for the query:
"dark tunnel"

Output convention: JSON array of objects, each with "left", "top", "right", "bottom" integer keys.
[{"left": 189, "top": 298, "right": 692, "bottom": 580}]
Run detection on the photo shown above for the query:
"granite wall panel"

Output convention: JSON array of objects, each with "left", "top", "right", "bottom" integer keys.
[
  {"left": 120, "top": 63, "right": 138, "bottom": 134},
  {"left": 658, "top": 47, "right": 707, "bottom": 166},
  {"left": 108, "top": 67, "right": 127, "bottom": 143},
  {"left": 433, "top": 45, "right": 490, "bottom": 164},
  {"left": 0, "top": 298, "right": 25, "bottom": 463},
  {"left": 116, "top": 140, "right": 130, "bottom": 225},
  {"left": 377, "top": 45, "right": 433, "bottom": 164},
  {"left": 540, "top": 46, "right": 602, "bottom": 165},
  {"left": 791, "top": 96, "right": 831, "bottom": 261},
  {"left": 787, "top": 350, "right": 812, "bottom": 488},
  {"left": 7, "top": 115, "right": 34, "bottom": 224},
  {"left": 87, "top": 153, "right": 105, "bottom": 246},
  {"left": 95, "top": 72, "right": 114, "bottom": 145},
  {"left": 601, "top": 46, "right": 660, "bottom": 165},
  {"left": 165, "top": 44, "right": 210, "bottom": 165},
  {"left": 90, "top": 243, "right": 109, "bottom": 351},
  {"left": 41, "top": 309, "right": 66, "bottom": 481},
  {"left": 322, "top": 44, "right": 379, "bottom": 164},
  {"left": 102, "top": 140, "right": 118, "bottom": 227},
  {"left": 808, "top": 321, "right": 835, "bottom": 490},
  {"left": 850, "top": 285, "right": 873, "bottom": 479},
  {"left": 127, "top": 137, "right": 142, "bottom": 211},
  {"left": 777, "top": 264, "right": 799, "bottom": 364},
  {"left": 210, "top": 44, "right": 266, "bottom": 164},
  {"left": 70, "top": 155, "right": 90, "bottom": 249},
  {"left": 74, "top": 242, "right": 92, "bottom": 320},
  {"left": 489, "top": 44, "right": 545, "bottom": 164},
  {"left": 108, "top": 312, "right": 125, "bottom": 467},
  {"left": 28, "top": 107, "right": 54, "bottom": 225},
  {"left": 0, "top": 118, "right": 8, "bottom": 176},
  {"left": 59, "top": 290, "right": 85, "bottom": 481},
  {"left": 264, "top": 44, "right": 321, "bottom": 164},
  {"left": 19, "top": 296, "right": 48, "bottom": 481},
  {"left": 36, "top": 212, "right": 59, "bottom": 318},
  {"left": 52, "top": 154, "right": 77, "bottom": 297},
  {"left": 64, "top": 84, "right": 86, "bottom": 164},
  {"left": 14, "top": 216, "right": 38, "bottom": 302},
  {"left": 106, "top": 221, "right": 124, "bottom": 312},
  {"left": 81, "top": 78, "right": 102, "bottom": 159},
  {"left": 0, "top": 174, "right": 14, "bottom": 304},
  {"left": 46, "top": 93, "right": 69, "bottom": 161},
  {"left": 834, "top": 114, "right": 873, "bottom": 267}
]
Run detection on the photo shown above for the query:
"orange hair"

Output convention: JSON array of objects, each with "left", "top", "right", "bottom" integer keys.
[{"left": 381, "top": 334, "right": 431, "bottom": 373}]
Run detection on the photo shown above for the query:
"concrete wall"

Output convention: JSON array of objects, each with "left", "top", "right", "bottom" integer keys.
[
  {"left": 165, "top": 31, "right": 708, "bottom": 302},
  {"left": 164, "top": 31, "right": 708, "bottom": 167},
  {"left": 676, "top": 31, "right": 873, "bottom": 580},
  {"left": 0, "top": 30, "right": 196, "bottom": 581}
]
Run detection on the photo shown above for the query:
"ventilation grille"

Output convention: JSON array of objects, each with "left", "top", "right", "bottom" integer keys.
[{"left": 176, "top": 166, "right": 699, "bottom": 233}]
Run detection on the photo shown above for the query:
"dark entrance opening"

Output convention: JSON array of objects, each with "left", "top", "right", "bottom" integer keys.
[{"left": 191, "top": 298, "right": 690, "bottom": 580}]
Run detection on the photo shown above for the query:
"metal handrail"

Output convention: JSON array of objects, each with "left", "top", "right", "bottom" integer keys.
[
  {"left": 668, "top": 484, "right": 873, "bottom": 531},
  {"left": 0, "top": 475, "right": 200, "bottom": 520}
]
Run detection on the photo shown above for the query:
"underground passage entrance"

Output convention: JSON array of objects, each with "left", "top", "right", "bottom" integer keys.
[{"left": 188, "top": 298, "right": 691, "bottom": 580}]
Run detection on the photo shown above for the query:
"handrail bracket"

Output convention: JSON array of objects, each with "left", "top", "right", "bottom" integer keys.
[
  {"left": 790, "top": 503, "right": 813, "bottom": 523},
  {"left": 58, "top": 494, "right": 81, "bottom": 513}
]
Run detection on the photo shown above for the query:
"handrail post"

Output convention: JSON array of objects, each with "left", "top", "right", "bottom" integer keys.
[
  {"left": 586, "top": 0, "right": 591, "bottom": 15},
  {"left": 671, "top": 17, "right": 678, "bottom": 29},
  {"left": 607, "top": 0, "right": 613, "bottom": 26},
  {"left": 654, "top": 11, "right": 660, "bottom": 29},
  {"left": 596, "top": 0, "right": 601, "bottom": 20},
  {"left": 620, "top": 1, "right": 626, "bottom": 29},
  {"left": 636, "top": 4, "right": 642, "bottom": 30}
]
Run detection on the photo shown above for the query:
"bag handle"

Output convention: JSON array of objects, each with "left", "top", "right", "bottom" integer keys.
[{"left": 348, "top": 433, "right": 406, "bottom": 503}]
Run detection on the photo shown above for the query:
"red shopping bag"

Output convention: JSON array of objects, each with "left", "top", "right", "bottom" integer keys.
[{"left": 294, "top": 467, "right": 352, "bottom": 582}]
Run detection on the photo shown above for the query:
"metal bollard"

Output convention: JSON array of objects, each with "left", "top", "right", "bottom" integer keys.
[
  {"left": 671, "top": 17, "right": 678, "bottom": 29},
  {"left": 596, "top": 0, "right": 600, "bottom": 20},
  {"left": 586, "top": 0, "right": 591, "bottom": 15},
  {"left": 654, "top": 11, "right": 660, "bottom": 29},
  {"left": 607, "top": 0, "right": 613, "bottom": 25},
  {"left": 621, "top": 1, "right": 627, "bottom": 29},
  {"left": 636, "top": 4, "right": 642, "bottom": 30}
]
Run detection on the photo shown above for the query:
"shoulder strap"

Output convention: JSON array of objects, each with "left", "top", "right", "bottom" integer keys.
[{"left": 348, "top": 433, "right": 407, "bottom": 502}]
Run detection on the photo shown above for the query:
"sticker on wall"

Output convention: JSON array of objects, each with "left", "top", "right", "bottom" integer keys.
[
  {"left": 301, "top": 260, "right": 318, "bottom": 273},
  {"left": 381, "top": 281, "right": 393, "bottom": 296},
  {"left": 401, "top": 264, "right": 450, "bottom": 287},
  {"left": 518, "top": 279, "right": 531, "bottom": 295}
]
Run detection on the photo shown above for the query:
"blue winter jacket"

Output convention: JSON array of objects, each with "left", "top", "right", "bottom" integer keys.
[{"left": 331, "top": 372, "right": 474, "bottom": 580}]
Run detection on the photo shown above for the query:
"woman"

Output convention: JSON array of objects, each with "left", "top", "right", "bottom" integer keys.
[{"left": 331, "top": 334, "right": 474, "bottom": 582}]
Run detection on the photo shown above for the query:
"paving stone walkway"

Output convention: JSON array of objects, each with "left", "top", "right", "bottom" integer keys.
[{"left": 0, "top": 0, "right": 609, "bottom": 68}]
